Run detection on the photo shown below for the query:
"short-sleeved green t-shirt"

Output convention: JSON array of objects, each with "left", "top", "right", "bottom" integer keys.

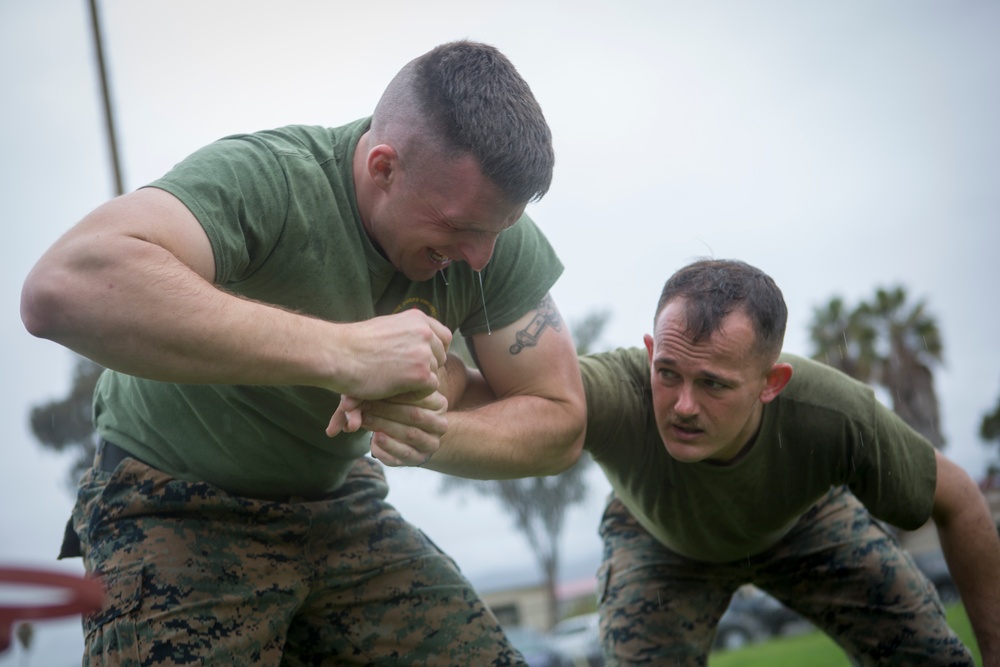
[
  {"left": 582, "top": 349, "right": 937, "bottom": 563},
  {"left": 94, "top": 119, "right": 563, "bottom": 499}
]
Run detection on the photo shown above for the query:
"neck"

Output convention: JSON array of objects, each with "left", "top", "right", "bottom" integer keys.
[{"left": 710, "top": 400, "right": 765, "bottom": 467}]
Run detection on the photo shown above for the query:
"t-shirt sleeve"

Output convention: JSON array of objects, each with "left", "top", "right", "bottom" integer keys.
[
  {"left": 143, "top": 134, "right": 291, "bottom": 285},
  {"left": 848, "top": 400, "right": 938, "bottom": 530},
  {"left": 581, "top": 349, "right": 649, "bottom": 461},
  {"left": 458, "top": 213, "right": 563, "bottom": 336}
]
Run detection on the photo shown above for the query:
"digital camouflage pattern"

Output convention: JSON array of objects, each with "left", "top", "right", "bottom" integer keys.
[
  {"left": 69, "top": 453, "right": 524, "bottom": 666},
  {"left": 597, "top": 488, "right": 974, "bottom": 667}
]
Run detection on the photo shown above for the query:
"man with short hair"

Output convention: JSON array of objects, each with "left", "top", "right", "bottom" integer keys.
[
  {"left": 21, "top": 40, "right": 585, "bottom": 665},
  {"left": 580, "top": 258, "right": 999, "bottom": 666},
  {"left": 379, "top": 258, "right": 1000, "bottom": 665}
]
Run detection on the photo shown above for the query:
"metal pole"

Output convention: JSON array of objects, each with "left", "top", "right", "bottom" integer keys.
[{"left": 87, "top": 0, "right": 124, "bottom": 196}]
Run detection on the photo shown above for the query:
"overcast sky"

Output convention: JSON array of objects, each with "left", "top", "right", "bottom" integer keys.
[{"left": 2, "top": 0, "right": 999, "bottom": 663}]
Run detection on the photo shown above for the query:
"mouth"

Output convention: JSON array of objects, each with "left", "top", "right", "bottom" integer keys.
[
  {"left": 670, "top": 421, "right": 705, "bottom": 441},
  {"left": 428, "top": 248, "right": 452, "bottom": 268}
]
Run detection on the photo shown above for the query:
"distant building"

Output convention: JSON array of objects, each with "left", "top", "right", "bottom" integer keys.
[{"left": 472, "top": 555, "right": 600, "bottom": 632}]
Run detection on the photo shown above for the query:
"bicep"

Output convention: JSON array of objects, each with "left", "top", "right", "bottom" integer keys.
[
  {"left": 468, "top": 293, "right": 583, "bottom": 402},
  {"left": 63, "top": 187, "right": 217, "bottom": 282},
  {"left": 931, "top": 450, "right": 982, "bottom": 525}
]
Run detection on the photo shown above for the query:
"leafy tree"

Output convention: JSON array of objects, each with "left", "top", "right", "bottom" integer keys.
[
  {"left": 808, "top": 296, "right": 877, "bottom": 382},
  {"left": 981, "top": 385, "right": 1000, "bottom": 463},
  {"left": 866, "top": 287, "right": 945, "bottom": 447},
  {"left": 809, "top": 286, "right": 945, "bottom": 448},
  {"left": 29, "top": 356, "right": 104, "bottom": 488},
  {"left": 441, "top": 309, "right": 612, "bottom": 630}
]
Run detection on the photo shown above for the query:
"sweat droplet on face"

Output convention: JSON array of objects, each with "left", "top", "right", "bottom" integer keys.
[{"left": 477, "top": 271, "right": 491, "bottom": 335}]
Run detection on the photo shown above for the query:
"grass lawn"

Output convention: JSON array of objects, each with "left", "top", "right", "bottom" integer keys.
[{"left": 708, "top": 603, "right": 980, "bottom": 667}]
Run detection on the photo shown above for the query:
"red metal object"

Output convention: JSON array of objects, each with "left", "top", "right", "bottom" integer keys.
[{"left": 0, "top": 567, "right": 105, "bottom": 652}]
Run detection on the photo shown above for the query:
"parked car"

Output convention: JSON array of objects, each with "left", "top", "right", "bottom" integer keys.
[
  {"left": 714, "top": 586, "right": 808, "bottom": 651},
  {"left": 912, "top": 548, "right": 959, "bottom": 604},
  {"left": 548, "top": 612, "right": 604, "bottom": 666},
  {"left": 505, "top": 625, "right": 577, "bottom": 667},
  {"left": 714, "top": 603, "right": 767, "bottom": 651}
]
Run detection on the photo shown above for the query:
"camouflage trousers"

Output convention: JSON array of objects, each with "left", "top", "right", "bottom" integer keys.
[
  {"left": 66, "top": 451, "right": 524, "bottom": 666},
  {"left": 596, "top": 488, "right": 974, "bottom": 667}
]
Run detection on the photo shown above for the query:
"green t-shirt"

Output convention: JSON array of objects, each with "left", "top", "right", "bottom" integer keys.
[
  {"left": 581, "top": 349, "right": 937, "bottom": 563},
  {"left": 94, "top": 119, "right": 563, "bottom": 499}
]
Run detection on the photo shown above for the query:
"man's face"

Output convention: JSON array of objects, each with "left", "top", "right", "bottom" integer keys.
[
  {"left": 367, "top": 152, "right": 525, "bottom": 281},
  {"left": 644, "top": 299, "right": 773, "bottom": 464}
]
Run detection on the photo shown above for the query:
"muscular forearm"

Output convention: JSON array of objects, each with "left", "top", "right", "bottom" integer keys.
[
  {"left": 436, "top": 354, "right": 498, "bottom": 410},
  {"left": 23, "top": 237, "right": 338, "bottom": 385},
  {"left": 937, "top": 520, "right": 1000, "bottom": 663},
  {"left": 357, "top": 300, "right": 587, "bottom": 474},
  {"left": 21, "top": 194, "right": 449, "bottom": 400},
  {"left": 422, "top": 394, "right": 585, "bottom": 479},
  {"left": 935, "top": 501, "right": 1000, "bottom": 664}
]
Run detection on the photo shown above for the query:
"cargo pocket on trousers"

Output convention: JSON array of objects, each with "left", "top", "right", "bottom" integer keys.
[
  {"left": 597, "top": 560, "right": 612, "bottom": 605},
  {"left": 83, "top": 560, "right": 143, "bottom": 663}
]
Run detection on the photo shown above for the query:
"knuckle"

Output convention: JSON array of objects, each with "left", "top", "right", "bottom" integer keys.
[{"left": 403, "top": 426, "right": 425, "bottom": 443}]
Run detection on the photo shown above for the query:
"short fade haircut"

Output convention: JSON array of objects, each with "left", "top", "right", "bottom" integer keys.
[
  {"left": 371, "top": 40, "right": 554, "bottom": 204},
  {"left": 655, "top": 258, "right": 788, "bottom": 363}
]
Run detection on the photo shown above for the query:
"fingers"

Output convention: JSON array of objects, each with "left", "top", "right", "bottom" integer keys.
[
  {"left": 396, "top": 313, "right": 451, "bottom": 399},
  {"left": 347, "top": 311, "right": 453, "bottom": 400},
  {"left": 325, "top": 395, "right": 364, "bottom": 437},
  {"left": 370, "top": 432, "right": 436, "bottom": 468},
  {"left": 364, "top": 394, "right": 447, "bottom": 443},
  {"left": 427, "top": 317, "right": 453, "bottom": 368},
  {"left": 337, "top": 392, "right": 447, "bottom": 466},
  {"left": 370, "top": 440, "right": 404, "bottom": 467}
]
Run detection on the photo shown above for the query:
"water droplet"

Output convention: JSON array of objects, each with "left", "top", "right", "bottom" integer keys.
[{"left": 477, "top": 271, "right": 491, "bottom": 335}]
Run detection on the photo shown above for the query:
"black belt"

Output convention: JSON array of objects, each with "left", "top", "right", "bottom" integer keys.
[
  {"left": 95, "top": 439, "right": 311, "bottom": 504},
  {"left": 97, "top": 439, "right": 155, "bottom": 473},
  {"left": 62, "top": 439, "right": 148, "bottom": 561}
]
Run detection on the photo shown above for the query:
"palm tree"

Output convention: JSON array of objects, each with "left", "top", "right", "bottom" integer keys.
[
  {"left": 865, "top": 286, "right": 945, "bottom": 448},
  {"left": 809, "top": 286, "right": 945, "bottom": 448},
  {"left": 809, "top": 296, "right": 877, "bottom": 383},
  {"left": 978, "top": 383, "right": 1000, "bottom": 464}
]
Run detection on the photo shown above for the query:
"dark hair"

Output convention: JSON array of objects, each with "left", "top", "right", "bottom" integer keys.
[
  {"left": 655, "top": 258, "right": 787, "bottom": 362},
  {"left": 373, "top": 41, "right": 554, "bottom": 204}
]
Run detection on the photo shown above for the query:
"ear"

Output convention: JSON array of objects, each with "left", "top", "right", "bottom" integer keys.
[
  {"left": 759, "top": 362, "right": 793, "bottom": 404},
  {"left": 643, "top": 334, "right": 655, "bottom": 363},
  {"left": 366, "top": 144, "right": 398, "bottom": 190}
]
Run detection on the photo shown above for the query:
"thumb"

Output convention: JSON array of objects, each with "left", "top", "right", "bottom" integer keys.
[{"left": 326, "top": 395, "right": 364, "bottom": 437}]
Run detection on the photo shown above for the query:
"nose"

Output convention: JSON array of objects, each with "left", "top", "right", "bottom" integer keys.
[
  {"left": 673, "top": 384, "right": 698, "bottom": 418},
  {"left": 459, "top": 236, "right": 498, "bottom": 272}
]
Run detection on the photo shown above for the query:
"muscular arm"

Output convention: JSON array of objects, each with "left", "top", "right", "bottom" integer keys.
[
  {"left": 356, "top": 294, "right": 586, "bottom": 478},
  {"left": 20, "top": 188, "right": 450, "bottom": 399},
  {"left": 931, "top": 451, "right": 1000, "bottom": 665}
]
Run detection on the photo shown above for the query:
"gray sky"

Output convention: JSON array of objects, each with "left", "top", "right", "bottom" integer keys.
[{"left": 2, "top": 0, "right": 999, "bottom": 662}]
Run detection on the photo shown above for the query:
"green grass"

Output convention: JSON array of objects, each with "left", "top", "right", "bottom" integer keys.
[{"left": 708, "top": 603, "right": 980, "bottom": 667}]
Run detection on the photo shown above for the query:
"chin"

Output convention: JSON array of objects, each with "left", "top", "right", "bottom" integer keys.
[
  {"left": 661, "top": 440, "right": 712, "bottom": 464},
  {"left": 400, "top": 264, "right": 438, "bottom": 282}
]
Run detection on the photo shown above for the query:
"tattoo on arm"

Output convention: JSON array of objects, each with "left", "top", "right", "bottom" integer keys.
[{"left": 510, "top": 295, "right": 562, "bottom": 355}]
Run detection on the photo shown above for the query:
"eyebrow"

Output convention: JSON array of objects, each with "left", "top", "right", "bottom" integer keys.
[
  {"left": 701, "top": 370, "right": 735, "bottom": 385},
  {"left": 653, "top": 356, "right": 738, "bottom": 385},
  {"left": 447, "top": 217, "right": 517, "bottom": 235}
]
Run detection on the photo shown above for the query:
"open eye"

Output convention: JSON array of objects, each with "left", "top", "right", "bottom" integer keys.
[{"left": 656, "top": 368, "right": 680, "bottom": 383}]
